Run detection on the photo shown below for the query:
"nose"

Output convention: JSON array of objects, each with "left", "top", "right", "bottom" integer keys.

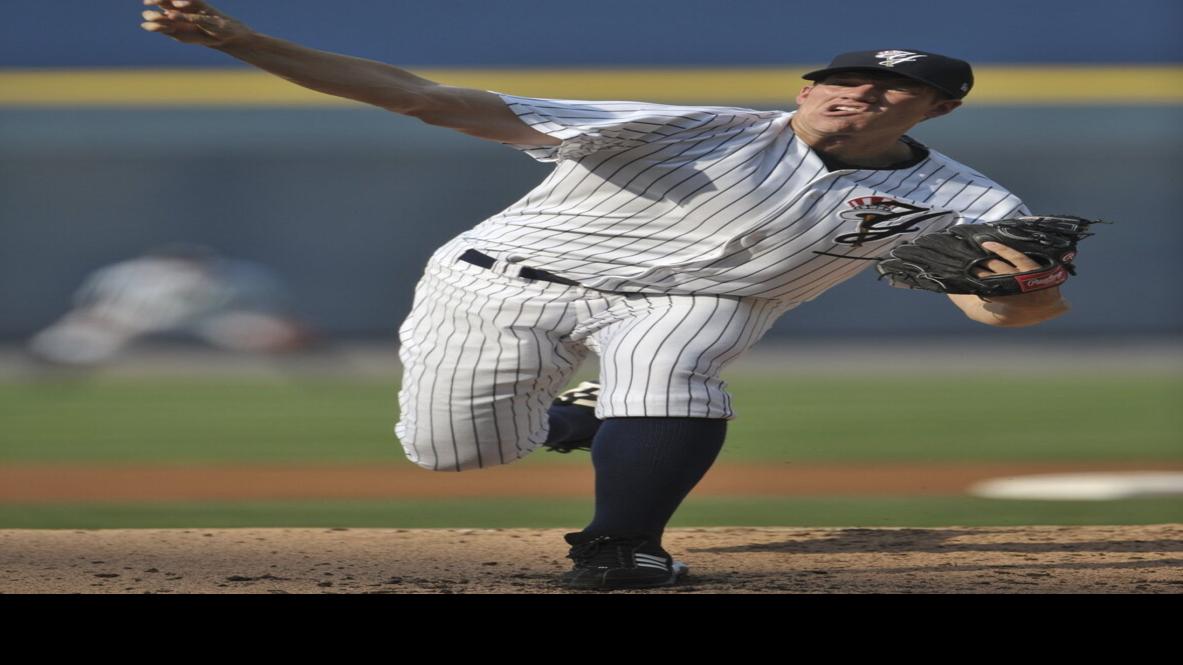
[{"left": 842, "top": 83, "right": 882, "bottom": 101}]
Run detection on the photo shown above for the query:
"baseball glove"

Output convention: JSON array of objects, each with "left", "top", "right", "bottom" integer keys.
[{"left": 874, "top": 215, "right": 1101, "bottom": 297}]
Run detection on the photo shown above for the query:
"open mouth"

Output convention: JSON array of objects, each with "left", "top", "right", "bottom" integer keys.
[{"left": 825, "top": 104, "right": 871, "bottom": 115}]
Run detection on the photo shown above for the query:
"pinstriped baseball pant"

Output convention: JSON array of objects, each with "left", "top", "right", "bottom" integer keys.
[{"left": 395, "top": 238, "right": 791, "bottom": 472}]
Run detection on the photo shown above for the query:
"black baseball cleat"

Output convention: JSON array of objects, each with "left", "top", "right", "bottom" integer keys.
[
  {"left": 554, "top": 380, "right": 599, "bottom": 409},
  {"left": 543, "top": 380, "right": 600, "bottom": 453},
  {"left": 557, "top": 531, "right": 689, "bottom": 590}
]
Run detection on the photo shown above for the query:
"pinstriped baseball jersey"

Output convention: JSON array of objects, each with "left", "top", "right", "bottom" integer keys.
[
  {"left": 459, "top": 94, "right": 1029, "bottom": 305},
  {"left": 395, "top": 94, "right": 1032, "bottom": 471}
]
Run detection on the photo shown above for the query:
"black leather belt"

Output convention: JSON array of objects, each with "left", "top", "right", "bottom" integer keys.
[{"left": 458, "top": 249, "right": 581, "bottom": 287}]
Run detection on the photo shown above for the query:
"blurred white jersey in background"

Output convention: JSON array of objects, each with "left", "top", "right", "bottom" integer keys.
[{"left": 29, "top": 247, "right": 314, "bottom": 365}]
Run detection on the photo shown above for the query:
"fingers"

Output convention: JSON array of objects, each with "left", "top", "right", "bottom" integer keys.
[
  {"left": 141, "top": 6, "right": 208, "bottom": 22},
  {"left": 141, "top": 0, "right": 223, "bottom": 40},
  {"left": 141, "top": 10, "right": 178, "bottom": 34},
  {"left": 170, "top": 12, "right": 214, "bottom": 26},
  {"left": 143, "top": 0, "right": 219, "bottom": 20},
  {"left": 973, "top": 259, "right": 1014, "bottom": 278},
  {"left": 143, "top": 0, "right": 209, "bottom": 9},
  {"left": 170, "top": 0, "right": 215, "bottom": 13},
  {"left": 140, "top": 10, "right": 206, "bottom": 35},
  {"left": 979, "top": 241, "right": 1040, "bottom": 273}
]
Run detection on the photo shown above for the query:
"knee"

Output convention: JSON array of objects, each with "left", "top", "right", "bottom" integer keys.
[
  {"left": 395, "top": 406, "right": 542, "bottom": 471},
  {"left": 406, "top": 450, "right": 487, "bottom": 473},
  {"left": 397, "top": 431, "right": 528, "bottom": 472}
]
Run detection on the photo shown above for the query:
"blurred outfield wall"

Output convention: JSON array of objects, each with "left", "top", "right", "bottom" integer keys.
[
  {"left": 1, "top": 1, "right": 1180, "bottom": 338},
  {"left": 2, "top": 0, "right": 1180, "bottom": 66}
]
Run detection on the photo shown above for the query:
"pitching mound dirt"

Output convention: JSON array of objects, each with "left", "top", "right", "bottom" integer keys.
[{"left": 2, "top": 525, "right": 1180, "bottom": 593}]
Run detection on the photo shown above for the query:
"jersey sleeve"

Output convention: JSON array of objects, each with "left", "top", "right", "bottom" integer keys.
[{"left": 494, "top": 93, "right": 763, "bottom": 162}]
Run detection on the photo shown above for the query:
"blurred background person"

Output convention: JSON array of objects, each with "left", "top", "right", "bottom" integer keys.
[{"left": 27, "top": 244, "right": 316, "bottom": 365}]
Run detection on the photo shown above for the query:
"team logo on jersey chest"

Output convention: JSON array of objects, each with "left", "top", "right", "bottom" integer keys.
[
  {"left": 875, "top": 50, "right": 927, "bottom": 68},
  {"left": 835, "top": 196, "right": 946, "bottom": 247}
]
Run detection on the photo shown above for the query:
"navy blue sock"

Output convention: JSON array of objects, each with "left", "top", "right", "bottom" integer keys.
[{"left": 583, "top": 417, "right": 726, "bottom": 544}]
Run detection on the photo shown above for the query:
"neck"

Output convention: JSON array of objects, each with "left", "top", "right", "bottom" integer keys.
[{"left": 790, "top": 119, "right": 912, "bottom": 168}]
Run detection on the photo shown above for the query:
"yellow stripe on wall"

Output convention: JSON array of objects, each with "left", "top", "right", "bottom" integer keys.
[{"left": 1, "top": 66, "right": 1180, "bottom": 107}]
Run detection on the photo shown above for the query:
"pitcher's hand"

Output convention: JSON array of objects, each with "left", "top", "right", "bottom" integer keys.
[{"left": 141, "top": 0, "right": 253, "bottom": 48}]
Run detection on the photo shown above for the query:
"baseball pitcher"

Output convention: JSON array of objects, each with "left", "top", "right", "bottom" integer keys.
[{"left": 142, "top": 1, "right": 1093, "bottom": 589}]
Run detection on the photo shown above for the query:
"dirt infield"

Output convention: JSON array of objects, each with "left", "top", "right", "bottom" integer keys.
[
  {"left": 4, "top": 462, "right": 1180, "bottom": 593},
  {"left": 2, "top": 525, "right": 1180, "bottom": 593}
]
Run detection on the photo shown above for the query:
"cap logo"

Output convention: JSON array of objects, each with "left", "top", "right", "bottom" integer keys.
[{"left": 875, "top": 50, "right": 927, "bottom": 68}]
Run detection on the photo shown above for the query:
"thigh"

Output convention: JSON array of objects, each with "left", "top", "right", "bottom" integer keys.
[
  {"left": 396, "top": 247, "right": 588, "bottom": 471},
  {"left": 580, "top": 294, "right": 788, "bottom": 419}
]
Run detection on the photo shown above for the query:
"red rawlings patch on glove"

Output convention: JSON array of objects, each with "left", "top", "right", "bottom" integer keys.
[{"left": 1014, "top": 265, "right": 1069, "bottom": 292}]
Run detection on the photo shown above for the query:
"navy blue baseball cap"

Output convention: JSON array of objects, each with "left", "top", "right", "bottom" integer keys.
[{"left": 803, "top": 49, "right": 974, "bottom": 99}]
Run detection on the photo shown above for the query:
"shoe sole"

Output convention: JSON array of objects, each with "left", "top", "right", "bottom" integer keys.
[{"left": 558, "top": 560, "right": 689, "bottom": 590}]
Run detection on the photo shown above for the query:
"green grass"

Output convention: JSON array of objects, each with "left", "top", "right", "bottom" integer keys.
[
  {"left": 0, "top": 496, "right": 1178, "bottom": 529},
  {"left": 723, "top": 376, "right": 1183, "bottom": 462},
  {"left": 2, "top": 373, "right": 1179, "bottom": 529},
  {"left": 2, "top": 374, "right": 1180, "bottom": 463},
  {"left": 0, "top": 379, "right": 406, "bottom": 463}
]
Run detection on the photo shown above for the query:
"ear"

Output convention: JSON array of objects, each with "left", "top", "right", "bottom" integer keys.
[
  {"left": 923, "top": 99, "right": 962, "bottom": 120},
  {"left": 795, "top": 84, "right": 815, "bottom": 106}
]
